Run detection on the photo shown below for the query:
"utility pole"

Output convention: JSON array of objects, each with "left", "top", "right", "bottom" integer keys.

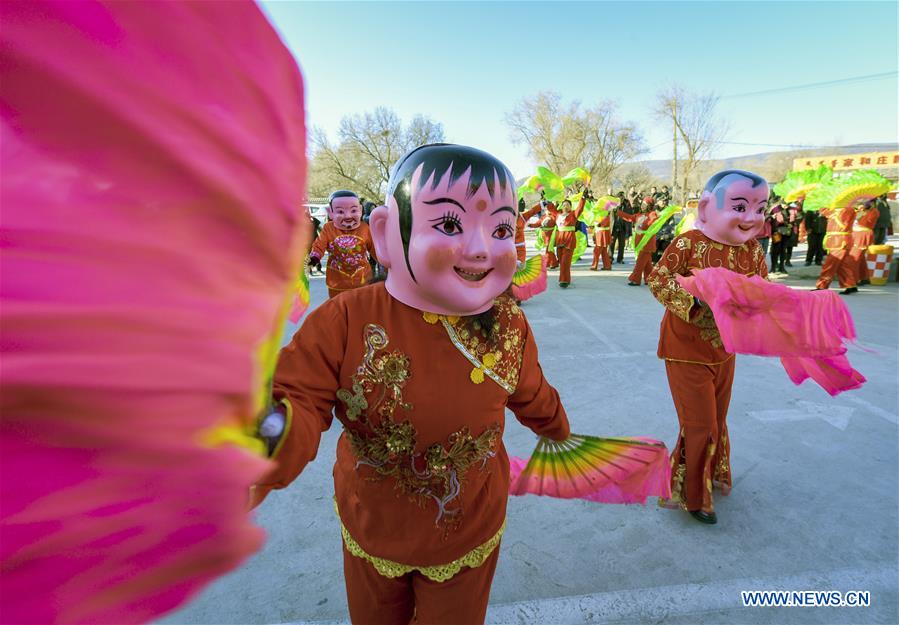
[{"left": 672, "top": 99, "right": 679, "bottom": 203}]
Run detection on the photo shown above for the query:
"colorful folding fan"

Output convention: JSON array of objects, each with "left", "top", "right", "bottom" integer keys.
[
  {"left": 511, "top": 255, "right": 547, "bottom": 301},
  {"left": 772, "top": 165, "right": 833, "bottom": 203},
  {"left": 289, "top": 267, "right": 312, "bottom": 323},
  {"left": 633, "top": 204, "right": 682, "bottom": 255},
  {"left": 535, "top": 166, "right": 566, "bottom": 203},
  {"left": 804, "top": 169, "right": 891, "bottom": 213},
  {"left": 517, "top": 174, "right": 542, "bottom": 200},
  {"left": 509, "top": 435, "right": 671, "bottom": 504},
  {"left": 676, "top": 268, "right": 865, "bottom": 396},
  {"left": 1, "top": 2, "right": 310, "bottom": 623},
  {"left": 561, "top": 167, "right": 592, "bottom": 187},
  {"left": 595, "top": 195, "right": 621, "bottom": 213}
]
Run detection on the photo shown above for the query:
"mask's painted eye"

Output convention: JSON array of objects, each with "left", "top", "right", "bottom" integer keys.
[
  {"left": 493, "top": 222, "right": 514, "bottom": 240},
  {"left": 732, "top": 203, "right": 746, "bottom": 213},
  {"left": 430, "top": 212, "right": 463, "bottom": 236}
]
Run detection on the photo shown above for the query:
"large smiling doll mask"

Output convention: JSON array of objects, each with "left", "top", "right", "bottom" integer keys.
[
  {"left": 696, "top": 169, "right": 770, "bottom": 246},
  {"left": 369, "top": 144, "right": 518, "bottom": 316}
]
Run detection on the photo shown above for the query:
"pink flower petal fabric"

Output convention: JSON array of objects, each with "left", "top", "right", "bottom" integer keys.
[
  {"left": 676, "top": 268, "right": 864, "bottom": 395},
  {"left": 1, "top": 1, "right": 309, "bottom": 623}
]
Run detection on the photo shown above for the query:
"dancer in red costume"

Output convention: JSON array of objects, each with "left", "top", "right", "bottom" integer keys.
[
  {"left": 309, "top": 190, "right": 379, "bottom": 298},
  {"left": 254, "top": 145, "right": 571, "bottom": 625},
  {"left": 590, "top": 206, "right": 613, "bottom": 271},
  {"left": 648, "top": 170, "right": 769, "bottom": 524},
  {"left": 814, "top": 205, "right": 857, "bottom": 293},
  {"left": 620, "top": 198, "right": 658, "bottom": 286},
  {"left": 553, "top": 192, "right": 589, "bottom": 287}
]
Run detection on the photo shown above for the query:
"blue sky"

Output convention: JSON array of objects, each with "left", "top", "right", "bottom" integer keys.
[{"left": 261, "top": 0, "right": 898, "bottom": 177}]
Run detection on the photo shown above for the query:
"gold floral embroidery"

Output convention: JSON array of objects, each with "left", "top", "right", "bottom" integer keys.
[
  {"left": 647, "top": 264, "right": 694, "bottom": 323},
  {"left": 651, "top": 232, "right": 766, "bottom": 347},
  {"left": 434, "top": 297, "right": 524, "bottom": 394},
  {"left": 693, "top": 306, "right": 723, "bottom": 348},
  {"left": 338, "top": 323, "right": 500, "bottom": 528},
  {"left": 337, "top": 499, "right": 505, "bottom": 582}
]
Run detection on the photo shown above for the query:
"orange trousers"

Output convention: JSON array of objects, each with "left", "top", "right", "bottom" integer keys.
[
  {"left": 591, "top": 244, "right": 611, "bottom": 270},
  {"left": 556, "top": 246, "right": 573, "bottom": 283},
  {"left": 815, "top": 250, "right": 856, "bottom": 290},
  {"left": 343, "top": 544, "right": 500, "bottom": 625},
  {"left": 540, "top": 230, "right": 558, "bottom": 268},
  {"left": 663, "top": 358, "right": 735, "bottom": 514},
  {"left": 628, "top": 249, "right": 654, "bottom": 285}
]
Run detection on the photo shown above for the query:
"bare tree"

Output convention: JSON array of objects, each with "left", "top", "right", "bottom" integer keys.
[
  {"left": 614, "top": 164, "right": 654, "bottom": 193},
  {"left": 308, "top": 107, "right": 445, "bottom": 200},
  {"left": 654, "top": 86, "right": 730, "bottom": 203},
  {"left": 505, "top": 91, "right": 645, "bottom": 187}
]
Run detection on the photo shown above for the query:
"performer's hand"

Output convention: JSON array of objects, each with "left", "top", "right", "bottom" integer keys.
[
  {"left": 308, "top": 255, "right": 322, "bottom": 271},
  {"left": 257, "top": 407, "right": 286, "bottom": 457}
]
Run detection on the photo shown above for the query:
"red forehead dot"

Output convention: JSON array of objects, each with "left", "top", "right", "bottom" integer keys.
[{"left": 476, "top": 199, "right": 487, "bottom": 212}]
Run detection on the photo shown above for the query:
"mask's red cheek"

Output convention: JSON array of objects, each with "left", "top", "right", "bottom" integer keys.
[
  {"left": 494, "top": 250, "right": 518, "bottom": 274},
  {"left": 425, "top": 245, "right": 457, "bottom": 272}
]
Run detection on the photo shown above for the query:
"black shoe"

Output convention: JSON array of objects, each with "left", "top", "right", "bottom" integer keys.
[
  {"left": 859, "top": 279, "right": 870, "bottom": 286},
  {"left": 804, "top": 261, "right": 812, "bottom": 266},
  {"left": 778, "top": 266, "right": 786, "bottom": 273},
  {"left": 785, "top": 260, "right": 793, "bottom": 267},
  {"left": 627, "top": 281, "right": 640, "bottom": 286},
  {"left": 815, "top": 261, "right": 822, "bottom": 266},
  {"left": 559, "top": 282, "right": 569, "bottom": 289},
  {"left": 689, "top": 510, "right": 718, "bottom": 524},
  {"left": 840, "top": 287, "right": 858, "bottom": 295}
]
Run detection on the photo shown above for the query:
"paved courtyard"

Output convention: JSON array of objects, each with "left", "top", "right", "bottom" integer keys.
[{"left": 163, "top": 236, "right": 899, "bottom": 625}]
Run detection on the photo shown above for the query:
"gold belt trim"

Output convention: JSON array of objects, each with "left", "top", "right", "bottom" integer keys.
[
  {"left": 557, "top": 226, "right": 576, "bottom": 232},
  {"left": 826, "top": 231, "right": 850, "bottom": 236},
  {"left": 336, "top": 500, "right": 505, "bottom": 582},
  {"left": 597, "top": 227, "right": 610, "bottom": 231},
  {"left": 853, "top": 226, "right": 872, "bottom": 232}
]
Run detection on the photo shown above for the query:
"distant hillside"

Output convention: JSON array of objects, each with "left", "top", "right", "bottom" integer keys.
[{"left": 620, "top": 142, "right": 898, "bottom": 190}]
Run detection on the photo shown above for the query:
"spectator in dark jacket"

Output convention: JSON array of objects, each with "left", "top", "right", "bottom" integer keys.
[{"left": 804, "top": 208, "right": 827, "bottom": 265}]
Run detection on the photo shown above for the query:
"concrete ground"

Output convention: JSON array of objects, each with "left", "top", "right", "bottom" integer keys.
[{"left": 163, "top": 235, "right": 899, "bottom": 625}]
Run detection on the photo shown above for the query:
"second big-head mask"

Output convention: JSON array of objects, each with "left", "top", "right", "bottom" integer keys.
[
  {"left": 696, "top": 169, "right": 770, "bottom": 246},
  {"left": 328, "top": 190, "right": 362, "bottom": 231},
  {"left": 368, "top": 144, "right": 519, "bottom": 316}
]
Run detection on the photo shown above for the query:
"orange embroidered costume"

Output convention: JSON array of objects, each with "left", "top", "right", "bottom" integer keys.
[
  {"left": 310, "top": 221, "right": 378, "bottom": 298},
  {"left": 254, "top": 144, "right": 570, "bottom": 624},
  {"left": 553, "top": 195, "right": 587, "bottom": 286},
  {"left": 255, "top": 284, "right": 569, "bottom": 623},
  {"left": 648, "top": 230, "right": 768, "bottom": 517},
  {"left": 647, "top": 169, "right": 770, "bottom": 525}
]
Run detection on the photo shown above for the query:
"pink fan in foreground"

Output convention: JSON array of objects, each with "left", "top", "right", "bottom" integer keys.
[{"left": 1, "top": 2, "right": 310, "bottom": 623}]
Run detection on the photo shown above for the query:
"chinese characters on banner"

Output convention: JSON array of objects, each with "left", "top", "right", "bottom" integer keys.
[{"left": 792, "top": 151, "right": 899, "bottom": 172}]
